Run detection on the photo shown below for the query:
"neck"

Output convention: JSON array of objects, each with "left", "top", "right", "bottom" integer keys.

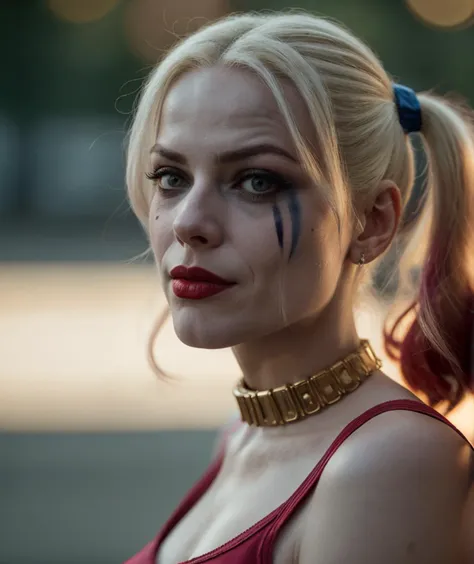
[{"left": 232, "top": 298, "right": 360, "bottom": 391}]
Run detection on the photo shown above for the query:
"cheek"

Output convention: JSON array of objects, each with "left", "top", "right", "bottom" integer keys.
[
  {"left": 233, "top": 200, "right": 317, "bottom": 280},
  {"left": 283, "top": 215, "right": 343, "bottom": 312},
  {"left": 149, "top": 202, "right": 174, "bottom": 265},
  {"left": 233, "top": 212, "right": 285, "bottom": 275}
]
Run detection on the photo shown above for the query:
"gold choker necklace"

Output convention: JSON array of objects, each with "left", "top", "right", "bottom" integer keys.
[{"left": 233, "top": 340, "right": 381, "bottom": 427}]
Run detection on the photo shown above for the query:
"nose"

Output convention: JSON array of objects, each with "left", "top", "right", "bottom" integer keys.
[{"left": 172, "top": 188, "right": 224, "bottom": 250}]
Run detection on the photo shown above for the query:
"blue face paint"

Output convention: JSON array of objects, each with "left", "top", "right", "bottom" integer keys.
[
  {"left": 287, "top": 187, "right": 301, "bottom": 260},
  {"left": 272, "top": 204, "right": 284, "bottom": 252}
]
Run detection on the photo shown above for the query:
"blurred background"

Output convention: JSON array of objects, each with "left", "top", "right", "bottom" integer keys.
[{"left": 0, "top": 0, "right": 473, "bottom": 562}]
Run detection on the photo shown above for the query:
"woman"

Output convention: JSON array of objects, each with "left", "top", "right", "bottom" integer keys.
[{"left": 124, "top": 11, "right": 474, "bottom": 564}]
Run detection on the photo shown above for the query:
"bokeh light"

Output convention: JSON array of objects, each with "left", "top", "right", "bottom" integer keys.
[
  {"left": 124, "top": 0, "right": 229, "bottom": 63},
  {"left": 47, "top": 0, "right": 119, "bottom": 24},
  {"left": 406, "top": 0, "right": 473, "bottom": 28}
]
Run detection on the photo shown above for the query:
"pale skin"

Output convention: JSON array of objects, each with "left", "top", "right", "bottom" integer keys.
[{"left": 147, "top": 66, "right": 473, "bottom": 563}]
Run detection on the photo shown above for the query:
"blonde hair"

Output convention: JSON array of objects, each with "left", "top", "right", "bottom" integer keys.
[{"left": 126, "top": 11, "right": 474, "bottom": 410}]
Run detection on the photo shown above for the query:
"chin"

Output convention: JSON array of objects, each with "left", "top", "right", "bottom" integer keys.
[
  {"left": 174, "top": 324, "right": 238, "bottom": 350},
  {"left": 170, "top": 308, "right": 249, "bottom": 349},
  {"left": 171, "top": 315, "right": 232, "bottom": 350}
]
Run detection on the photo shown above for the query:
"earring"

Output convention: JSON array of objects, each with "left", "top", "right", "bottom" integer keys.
[{"left": 358, "top": 253, "right": 366, "bottom": 267}]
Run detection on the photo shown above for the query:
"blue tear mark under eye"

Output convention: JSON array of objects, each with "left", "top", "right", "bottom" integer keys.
[
  {"left": 287, "top": 188, "right": 301, "bottom": 259},
  {"left": 272, "top": 204, "right": 284, "bottom": 252}
]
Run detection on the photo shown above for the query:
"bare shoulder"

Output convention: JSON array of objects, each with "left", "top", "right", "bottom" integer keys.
[
  {"left": 329, "top": 406, "right": 471, "bottom": 480},
  {"left": 298, "top": 407, "right": 472, "bottom": 564}
]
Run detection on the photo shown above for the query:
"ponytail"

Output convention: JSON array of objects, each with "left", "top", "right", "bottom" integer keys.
[{"left": 384, "top": 94, "right": 474, "bottom": 412}]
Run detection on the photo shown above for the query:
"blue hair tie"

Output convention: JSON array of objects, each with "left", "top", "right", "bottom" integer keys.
[{"left": 393, "top": 83, "right": 422, "bottom": 134}]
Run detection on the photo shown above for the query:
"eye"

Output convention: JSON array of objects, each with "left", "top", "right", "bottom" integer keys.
[
  {"left": 241, "top": 175, "right": 276, "bottom": 194},
  {"left": 145, "top": 167, "right": 188, "bottom": 192},
  {"left": 237, "top": 171, "right": 292, "bottom": 202}
]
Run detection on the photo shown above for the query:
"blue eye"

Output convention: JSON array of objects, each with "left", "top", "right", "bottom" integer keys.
[
  {"left": 241, "top": 175, "right": 277, "bottom": 194},
  {"left": 237, "top": 171, "right": 292, "bottom": 202},
  {"left": 145, "top": 167, "right": 293, "bottom": 202},
  {"left": 158, "top": 173, "right": 187, "bottom": 189},
  {"left": 145, "top": 167, "right": 188, "bottom": 193}
]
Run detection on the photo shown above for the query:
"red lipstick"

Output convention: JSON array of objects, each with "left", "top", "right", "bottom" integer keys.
[{"left": 169, "top": 266, "right": 235, "bottom": 300}]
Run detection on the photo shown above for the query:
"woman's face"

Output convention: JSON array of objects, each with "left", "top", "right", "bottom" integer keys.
[{"left": 148, "top": 66, "right": 350, "bottom": 349}]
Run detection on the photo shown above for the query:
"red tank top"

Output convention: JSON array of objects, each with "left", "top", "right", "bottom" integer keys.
[{"left": 124, "top": 399, "right": 473, "bottom": 564}]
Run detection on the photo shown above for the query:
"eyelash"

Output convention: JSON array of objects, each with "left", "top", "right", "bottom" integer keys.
[
  {"left": 145, "top": 167, "right": 293, "bottom": 203},
  {"left": 145, "top": 167, "right": 186, "bottom": 191}
]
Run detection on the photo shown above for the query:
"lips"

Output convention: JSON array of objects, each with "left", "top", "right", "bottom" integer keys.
[
  {"left": 169, "top": 266, "right": 235, "bottom": 300},
  {"left": 169, "top": 266, "right": 234, "bottom": 285}
]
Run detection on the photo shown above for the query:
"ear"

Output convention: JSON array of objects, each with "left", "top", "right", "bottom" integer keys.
[{"left": 348, "top": 180, "right": 402, "bottom": 265}]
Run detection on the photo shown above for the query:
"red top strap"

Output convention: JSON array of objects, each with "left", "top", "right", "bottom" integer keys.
[
  {"left": 124, "top": 399, "right": 472, "bottom": 564},
  {"left": 258, "top": 399, "right": 473, "bottom": 561}
]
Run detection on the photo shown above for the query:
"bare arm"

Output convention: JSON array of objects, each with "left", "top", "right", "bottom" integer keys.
[{"left": 299, "top": 412, "right": 472, "bottom": 564}]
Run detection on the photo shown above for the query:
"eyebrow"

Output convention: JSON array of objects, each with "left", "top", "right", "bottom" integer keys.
[{"left": 149, "top": 143, "right": 299, "bottom": 165}]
